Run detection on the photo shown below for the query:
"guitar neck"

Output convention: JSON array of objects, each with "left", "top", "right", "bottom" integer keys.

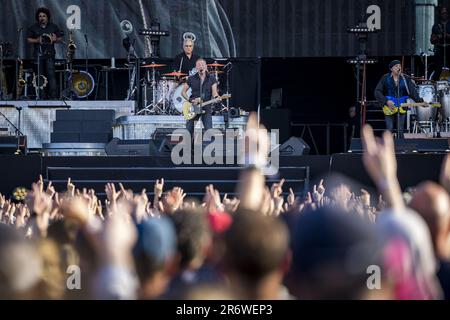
[{"left": 199, "top": 99, "right": 216, "bottom": 108}]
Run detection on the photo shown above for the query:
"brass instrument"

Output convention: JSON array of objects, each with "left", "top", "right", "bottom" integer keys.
[
  {"left": 67, "top": 30, "right": 76, "bottom": 61},
  {"left": 17, "top": 59, "right": 26, "bottom": 97}
]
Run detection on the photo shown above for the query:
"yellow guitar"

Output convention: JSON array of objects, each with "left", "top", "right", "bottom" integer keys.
[
  {"left": 183, "top": 94, "right": 232, "bottom": 120},
  {"left": 383, "top": 96, "right": 441, "bottom": 116}
]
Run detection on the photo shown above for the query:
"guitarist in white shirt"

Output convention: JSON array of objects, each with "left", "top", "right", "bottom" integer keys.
[
  {"left": 182, "top": 58, "right": 220, "bottom": 142},
  {"left": 374, "top": 60, "right": 424, "bottom": 138}
]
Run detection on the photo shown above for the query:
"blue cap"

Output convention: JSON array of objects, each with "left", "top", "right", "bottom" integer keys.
[{"left": 134, "top": 217, "right": 176, "bottom": 263}]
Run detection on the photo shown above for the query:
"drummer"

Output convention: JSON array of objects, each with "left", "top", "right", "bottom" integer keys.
[
  {"left": 374, "top": 60, "right": 424, "bottom": 138},
  {"left": 172, "top": 39, "right": 200, "bottom": 80}
]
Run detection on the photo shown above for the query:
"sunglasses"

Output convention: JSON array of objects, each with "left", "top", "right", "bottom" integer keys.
[{"left": 185, "top": 45, "right": 193, "bottom": 47}]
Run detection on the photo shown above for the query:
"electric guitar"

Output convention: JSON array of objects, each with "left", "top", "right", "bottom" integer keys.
[
  {"left": 183, "top": 94, "right": 232, "bottom": 120},
  {"left": 382, "top": 95, "right": 441, "bottom": 116}
]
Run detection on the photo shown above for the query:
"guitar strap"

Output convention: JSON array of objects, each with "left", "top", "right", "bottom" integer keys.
[{"left": 401, "top": 74, "right": 411, "bottom": 97}]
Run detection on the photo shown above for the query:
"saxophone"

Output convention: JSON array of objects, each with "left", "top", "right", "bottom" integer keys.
[{"left": 17, "top": 59, "right": 26, "bottom": 97}]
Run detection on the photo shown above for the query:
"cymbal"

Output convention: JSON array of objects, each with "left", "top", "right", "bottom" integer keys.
[
  {"left": 163, "top": 71, "right": 187, "bottom": 77},
  {"left": 210, "top": 70, "right": 225, "bottom": 74},
  {"left": 207, "top": 63, "right": 225, "bottom": 67},
  {"left": 141, "top": 63, "right": 166, "bottom": 68}
]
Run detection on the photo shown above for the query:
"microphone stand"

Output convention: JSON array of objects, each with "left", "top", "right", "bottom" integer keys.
[
  {"left": 15, "top": 28, "right": 23, "bottom": 99},
  {"left": 84, "top": 34, "right": 88, "bottom": 73},
  {"left": 36, "top": 43, "right": 42, "bottom": 100},
  {"left": 0, "top": 44, "right": 4, "bottom": 100},
  {"left": 225, "top": 62, "right": 232, "bottom": 110},
  {"left": 444, "top": 22, "right": 447, "bottom": 69}
]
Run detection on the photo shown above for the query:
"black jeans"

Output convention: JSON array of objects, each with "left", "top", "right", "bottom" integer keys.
[
  {"left": 37, "top": 56, "right": 57, "bottom": 99},
  {"left": 186, "top": 106, "right": 213, "bottom": 144},
  {"left": 385, "top": 113, "right": 406, "bottom": 138}
]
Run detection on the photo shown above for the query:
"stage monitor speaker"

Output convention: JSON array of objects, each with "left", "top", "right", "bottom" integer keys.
[
  {"left": 349, "top": 138, "right": 450, "bottom": 153},
  {"left": 106, "top": 138, "right": 150, "bottom": 156},
  {"left": 149, "top": 138, "right": 173, "bottom": 155},
  {"left": 273, "top": 136, "right": 310, "bottom": 156},
  {"left": 106, "top": 138, "right": 174, "bottom": 156}
]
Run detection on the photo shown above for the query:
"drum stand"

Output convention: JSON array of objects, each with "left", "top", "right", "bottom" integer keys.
[{"left": 138, "top": 65, "right": 173, "bottom": 115}]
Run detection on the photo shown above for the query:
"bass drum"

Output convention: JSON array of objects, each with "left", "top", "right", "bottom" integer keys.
[
  {"left": 417, "top": 84, "right": 437, "bottom": 121},
  {"left": 170, "top": 84, "right": 191, "bottom": 114},
  {"left": 72, "top": 70, "right": 95, "bottom": 98}
]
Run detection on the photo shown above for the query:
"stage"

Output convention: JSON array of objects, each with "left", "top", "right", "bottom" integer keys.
[{"left": 0, "top": 153, "right": 445, "bottom": 199}]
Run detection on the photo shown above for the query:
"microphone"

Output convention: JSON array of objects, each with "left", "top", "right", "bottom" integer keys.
[
  {"left": 17, "top": 27, "right": 23, "bottom": 32},
  {"left": 84, "top": 34, "right": 88, "bottom": 44}
]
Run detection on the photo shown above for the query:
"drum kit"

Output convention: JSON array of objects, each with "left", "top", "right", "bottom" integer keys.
[
  {"left": 412, "top": 71, "right": 450, "bottom": 135},
  {"left": 137, "top": 61, "right": 229, "bottom": 115}
]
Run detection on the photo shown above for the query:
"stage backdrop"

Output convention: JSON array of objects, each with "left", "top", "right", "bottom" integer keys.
[{"left": 0, "top": 0, "right": 415, "bottom": 59}]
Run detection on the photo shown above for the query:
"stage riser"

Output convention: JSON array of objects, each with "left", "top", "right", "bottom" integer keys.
[
  {"left": 0, "top": 101, "right": 135, "bottom": 149},
  {"left": 114, "top": 115, "right": 248, "bottom": 140}
]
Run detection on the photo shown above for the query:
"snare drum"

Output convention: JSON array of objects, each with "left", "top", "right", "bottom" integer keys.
[{"left": 417, "top": 84, "right": 437, "bottom": 121}]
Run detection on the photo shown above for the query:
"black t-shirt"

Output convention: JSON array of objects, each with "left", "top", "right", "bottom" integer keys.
[
  {"left": 432, "top": 22, "right": 450, "bottom": 57},
  {"left": 186, "top": 73, "right": 217, "bottom": 101},
  {"left": 27, "top": 22, "right": 61, "bottom": 57},
  {"left": 437, "top": 259, "right": 450, "bottom": 300},
  {"left": 172, "top": 52, "right": 200, "bottom": 76}
]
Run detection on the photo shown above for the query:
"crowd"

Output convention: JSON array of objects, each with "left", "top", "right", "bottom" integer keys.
[{"left": 0, "top": 114, "right": 449, "bottom": 300}]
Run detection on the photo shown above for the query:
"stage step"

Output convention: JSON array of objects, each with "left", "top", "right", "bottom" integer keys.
[
  {"left": 46, "top": 166, "right": 308, "bottom": 180},
  {"left": 44, "top": 165, "right": 310, "bottom": 198},
  {"left": 48, "top": 180, "right": 306, "bottom": 196}
]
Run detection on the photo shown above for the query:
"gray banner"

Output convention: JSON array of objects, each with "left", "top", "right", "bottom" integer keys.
[{"left": 0, "top": 0, "right": 416, "bottom": 59}]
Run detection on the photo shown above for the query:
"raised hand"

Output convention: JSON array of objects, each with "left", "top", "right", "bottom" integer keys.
[
  {"left": 361, "top": 125, "right": 404, "bottom": 210},
  {"left": 271, "top": 178, "right": 285, "bottom": 198},
  {"left": 118, "top": 183, "right": 133, "bottom": 201},
  {"left": 153, "top": 178, "right": 164, "bottom": 207},
  {"left": 204, "top": 184, "right": 223, "bottom": 213},
  {"left": 287, "top": 188, "right": 296, "bottom": 206},
  {"left": 360, "top": 189, "right": 371, "bottom": 207},
  {"left": 105, "top": 183, "right": 119, "bottom": 203},
  {"left": 26, "top": 182, "right": 53, "bottom": 216},
  {"left": 67, "top": 177, "right": 76, "bottom": 197},
  {"left": 361, "top": 125, "right": 397, "bottom": 187},
  {"left": 99, "top": 200, "right": 137, "bottom": 266},
  {"left": 161, "top": 187, "right": 186, "bottom": 214},
  {"left": 312, "top": 179, "right": 325, "bottom": 203},
  {"left": 45, "top": 181, "right": 56, "bottom": 198},
  {"left": 223, "top": 193, "right": 240, "bottom": 213},
  {"left": 37, "top": 175, "right": 44, "bottom": 193}
]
